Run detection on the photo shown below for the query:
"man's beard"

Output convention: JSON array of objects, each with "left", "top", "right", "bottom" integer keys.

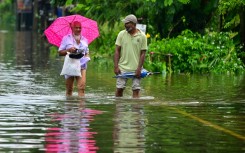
[
  {"left": 126, "top": 27, "right": 132, "bottom": 32},
  {"left": 73, "top": 34, "right": 81, "bottom": 41}
]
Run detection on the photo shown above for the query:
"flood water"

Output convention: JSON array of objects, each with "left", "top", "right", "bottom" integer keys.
[{"left": 0, "top": 31, "right": 244, "bottom": 153}]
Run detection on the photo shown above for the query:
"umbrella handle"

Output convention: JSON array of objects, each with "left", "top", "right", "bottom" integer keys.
[{"left": 113, "top": 71, "right": 161, "bottom": 78}]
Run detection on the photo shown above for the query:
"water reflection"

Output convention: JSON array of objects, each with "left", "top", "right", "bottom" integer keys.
[
  {"left": 0, "top": 30, "right": 52, "bottom": 69},
  {"left": 45, "top": 99, "right": 103, "bottom": 152},
  {"left": 0, "top": 31, "right": 7, "bottom": 58},
  {"left": 15, "top": 31, "right": 32, "bottom": 65},
  {"left": 113, "top": 102, "right": 146, "bottom": 153}
]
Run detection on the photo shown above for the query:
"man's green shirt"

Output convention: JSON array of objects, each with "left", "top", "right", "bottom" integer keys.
[{"left": 115, "top": 29, "right": 147, "bottom": 72}]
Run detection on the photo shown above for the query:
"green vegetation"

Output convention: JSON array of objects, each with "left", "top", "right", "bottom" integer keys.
[
  {"left": 0, "top": 0, "right": 244, "bottom": 74},
  {"left": 147, "top": 29, "right": 244, "bottom": 74},
  {"left": 61, "top": 0, "right": 244, "bottom": 74},
  {"left": 0, "top": 0, "right": 15, "bottom": 29}
]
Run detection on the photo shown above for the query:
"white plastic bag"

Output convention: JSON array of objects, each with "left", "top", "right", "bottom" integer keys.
[{"left": 60, "top": 54, "right": 81, "bottom": 77}]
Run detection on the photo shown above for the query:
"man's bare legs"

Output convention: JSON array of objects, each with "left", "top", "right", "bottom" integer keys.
[
  {"left": 66, "top": 76, "right": 75, "bottom": 96},
  {"left": 116, "top": 88, "right": 140, "bottom": 98},
  {"left": 65, "top": 69, "right": 86, "bottom": 97},
  {"left": 132, "top": 89, "right": 140, "bottom": 98},
  {"left": 77, "top": 69, "right": 86, "bottom": 97},
  {"left": 115, "top": 88, "right": 124, "bottom": 97}
]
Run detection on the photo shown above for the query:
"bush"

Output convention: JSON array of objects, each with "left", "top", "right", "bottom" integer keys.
[{"left": 147, "top": 29, "right": 245, "bottom": 74}]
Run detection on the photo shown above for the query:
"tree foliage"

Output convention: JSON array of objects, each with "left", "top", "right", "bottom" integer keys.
[
  {"left": 218, "top": 0, "right": 245, "bottom": 56},
  {"left": 0, "top": 0, "right": 15, "bottom": 29},
  {"left": 218, "top": 0, "right": 244, "bottom": 29},
  {"left": 48, "top": 0, "right": 244, "bottom": 73}
]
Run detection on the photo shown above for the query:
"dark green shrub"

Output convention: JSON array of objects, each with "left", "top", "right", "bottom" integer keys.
[{"left": 147, "top": 29, "right": 244, "bottom": 74}]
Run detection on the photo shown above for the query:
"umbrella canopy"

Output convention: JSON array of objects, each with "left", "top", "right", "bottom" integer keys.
[
  {"left": 113, "top": 69, "right": 160, "bottom": 78},
  {"left": 44, "top": 14, "right": 99, "bottom": 47}
]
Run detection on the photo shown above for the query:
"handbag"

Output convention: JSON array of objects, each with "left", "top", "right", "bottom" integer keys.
[
  {"left": 60, "top": 54, "right": 81, "bottom": 76},
  {"left": 69, "top": 49, "right": 84, "bottom": 59},
  {"left": 69, "top": 52, "right": 84, "bottom": 59}
]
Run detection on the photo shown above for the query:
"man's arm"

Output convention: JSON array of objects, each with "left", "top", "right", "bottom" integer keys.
[
  {"left": 114, "top": 45, "right": 121, "bottom": 75},
  {"left": 58, "top": 35, "right": 77, "bottom": 56},
  {"left": 135, "top": 50, "right": 146, "bottom": 78},
  {"left": 58, "top": 47, "right": 77, "bottom": 56}
]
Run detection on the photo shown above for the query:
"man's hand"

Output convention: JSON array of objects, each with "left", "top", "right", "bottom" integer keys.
[
  {"left": 68, "top": 47, "right": 77, "bottom": 53},
  {"left": 114, "top": 66, "right": 121, "bottom": 75},
  {"left": 135, "top": 68, "right": 141, "bottom": 78}
]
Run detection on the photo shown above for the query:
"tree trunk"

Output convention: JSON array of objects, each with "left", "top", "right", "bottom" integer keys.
[{"left": 32, "top": 0, "right": 39, "bottom": 31}]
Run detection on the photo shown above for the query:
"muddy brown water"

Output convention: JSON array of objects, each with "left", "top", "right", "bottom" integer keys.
[{"left": 0, "top": 31, "right": 244, "bottom": 152}]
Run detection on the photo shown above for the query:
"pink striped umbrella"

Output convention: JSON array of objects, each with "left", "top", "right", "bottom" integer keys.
[{"left": 44, "top": 14, "right": 99, "bottom": 47}]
